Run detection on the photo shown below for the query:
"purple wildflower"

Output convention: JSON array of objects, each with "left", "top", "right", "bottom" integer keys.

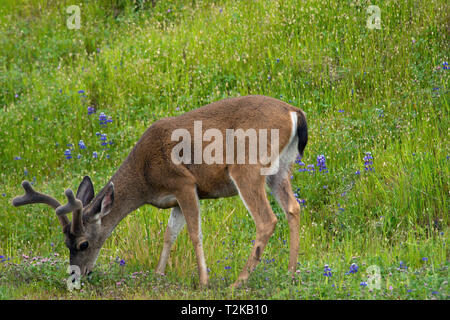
[
  {"left": 88, "top": 106, "right": 96, "bottom": 115},
  {"left": 317, "top": 155, "right": 328, "bottom": 173},
  {"left": 100, "top": 134, "right": 108, "bottom": 146},
  {"left": 99, "top": 112, "right": 107, "bottom": 126},
  {"left": 363, "top": 152, "right": 374, "bottom": 171},
  {"left": 399, "top": 261, "right": 407, "bottom": 270},
  {"left": 78, "top": 140, "right": 86, "bottom": 150},
  {"left": 323, "top": 264, "right": 332, "bottom": 277},
  {"left": 345, "top": 263, "right": 359, "bottom": 275},
  {"left": 64, "top": 149, "right": 72, "bottom": 160}
]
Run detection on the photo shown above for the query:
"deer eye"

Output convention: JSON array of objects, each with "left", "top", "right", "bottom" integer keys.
[{"left": 79, "top": 241, "right": 89, "bottom": 251}]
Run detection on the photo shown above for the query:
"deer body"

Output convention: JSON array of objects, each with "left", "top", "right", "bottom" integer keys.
[{"left": 13, "top": 95, "right": 307, "bottom": 287}]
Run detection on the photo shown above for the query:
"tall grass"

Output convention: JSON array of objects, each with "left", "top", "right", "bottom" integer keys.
[{"left": 0, "top": 0, "right": 448, "bottom": 299}]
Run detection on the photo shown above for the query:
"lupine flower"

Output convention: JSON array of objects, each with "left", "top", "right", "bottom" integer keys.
[
  {"left": 99, "top": 112, "right": 113, "bottom": 126},
  {"left": 345, "top": 263, "right": 359, "bottom": 275},
  {"left": 100, "top": 134, "right": 108, "bottom": 146},
  {"left": 14, "top": 156, "right": 21, "bottom": 160},
  {"left": 360, "top": 282, "right": 368, "bottom": 287},
  {"left": 323, "top": 264, "right": 332, "bottom": 277},
  {"left": 399, "top": 261, "right": 407, "bottom": 270},
  {"left": 87, "top": 106, "right": 96, "bottom": 115},
  {"left": 99, "top": 112, "right": 107, "bottom": 126},
  {"left": 92, "top": 151, "right": 98, "bottom": 159},
  {"left": 307, "top": 164, "right": 315, "bottom": 174},
  {"left": 119, "top": 259, "right": 125, "bottom": 266},
  {"left": 64, "top": 149, "right": 72, "bottom": 159},
  {"left": 443, "top": 61, "right": 448, "bottom": 70},
  {"left": 422, "top": 257, "right": 428, "bottom": 262},
  {"left": 295, "top": 155, "right": 306, "bottom": 170},
  {"left": 78, "top": 90, "right": 85, "bottom": 94},
  {"left": 338, "top": 109, "right": 344, "bottom": 113},
  {"left": 78, "top": 140, "right": 86, "bottom": 149},
  {"left": 363, "top": 152, "right": 374, "bottom": 171},
  {"left": 317, "top": 155, "right": 328, "bottom": 173},
  {"left": 355, "top": 170, "right": 361, "bottom": 175}
]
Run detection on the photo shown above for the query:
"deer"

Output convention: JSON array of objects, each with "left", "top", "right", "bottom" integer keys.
[{"left": 12, "top": 95, "right": 308, "bottom": 288}]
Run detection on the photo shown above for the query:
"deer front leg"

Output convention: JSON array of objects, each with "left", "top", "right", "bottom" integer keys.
[
  {"left": 229, "top": 167, "right": 278, "bottom": 288},
  {"left": 175, "top": 187, "right": 209, "bottom": 287},
  {"left": 156, "top": 206, "right": 186, "bottom": 275}
]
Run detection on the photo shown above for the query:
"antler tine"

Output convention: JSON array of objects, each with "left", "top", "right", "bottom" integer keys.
[
  {"left": 56, "top": 189, "right": 84, "bottom": 235},
  {"left": 13, "top": 181, "right": 61, "bottom": 208},
  {"left": 12, "top": 181, "right": 70, "bottom": 228}
]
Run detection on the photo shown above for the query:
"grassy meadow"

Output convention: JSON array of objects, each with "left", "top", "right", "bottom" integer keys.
[{"left": 0, "top": 0, "right": 448, "bottom": 299}]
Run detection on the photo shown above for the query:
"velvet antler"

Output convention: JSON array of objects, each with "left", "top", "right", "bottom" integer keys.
[
  {"left": 12, "top": 180, "right": 69, "bottom": 228},
  {"left": 56, "top": 189, "right": 84, "bottom": 235}
]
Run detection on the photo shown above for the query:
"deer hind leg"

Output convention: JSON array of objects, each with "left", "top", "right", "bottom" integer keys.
[
  {"left": 229, "top": 167, "right": 278, "bottom": 287},
  {"left": 267, "top": 172, "right": 300, "bottom": 272},
  {"left": 155, "top": 206, "right": 186, "bottom": 275},
  {"left": 175, "top": 186, "right": 209, "bottom": 287}
]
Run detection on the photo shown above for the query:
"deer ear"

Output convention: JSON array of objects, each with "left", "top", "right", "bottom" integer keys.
[
  {"left": 99, "top": 182, "right": 114, "bottom": 218},
  {"left": 76, "top": 176, "right": 95, "bottom": 207}
]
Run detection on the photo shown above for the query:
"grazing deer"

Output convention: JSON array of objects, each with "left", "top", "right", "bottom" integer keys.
[{"left": 12, "top": 95, "right": 307, "bottom": 287}]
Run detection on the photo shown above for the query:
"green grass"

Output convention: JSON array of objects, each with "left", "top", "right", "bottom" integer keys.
[{"left": 0, "top": 0, "right": 448, "bottom": 299}]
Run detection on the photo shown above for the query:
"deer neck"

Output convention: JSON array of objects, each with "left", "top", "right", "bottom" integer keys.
[{"left": 98, "top": 159, "right": 147, "bottom": 241}]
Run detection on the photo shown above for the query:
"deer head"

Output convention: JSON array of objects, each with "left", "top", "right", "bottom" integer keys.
[{"left": 12, "top": 176, "right": 114, "bottom": 275}]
